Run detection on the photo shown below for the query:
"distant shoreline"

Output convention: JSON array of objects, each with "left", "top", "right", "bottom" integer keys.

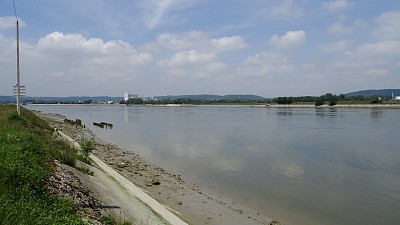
[
  {"left": 27, "top": 103, "right": 400, "bottom": 109},
  {"left": 254, "top": 104, "right": 400, "bottom": 109}
]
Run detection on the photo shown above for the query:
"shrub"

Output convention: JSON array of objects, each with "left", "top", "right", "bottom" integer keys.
[
  {"left": 315, "top": 98, "right": 324, "bottom": 106},
  {"left": 329, "top": 99, "right": 337, "bottom": 106},
  {"left": 79, "top": 138, "right": 95, "bottom": 159}
]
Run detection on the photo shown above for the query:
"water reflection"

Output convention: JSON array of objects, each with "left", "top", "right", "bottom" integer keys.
[
  {"left": 370, "top": 109, "right": 383, "bottom": 118},
  {"left": 124, "top": 107, "right": 128, "bottom": 123},
  {"left": 314, "top": 108, "right": 339, "bottom": 117},
  {"left": 277, "top": 163, "right": 304, "bottom": 180},
  {"left": 277, "top": 109, "right": 293, "bottom": 116}
]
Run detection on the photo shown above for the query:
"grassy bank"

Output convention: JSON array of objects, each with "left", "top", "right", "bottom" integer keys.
[{"left": 0, "top": 105, "right": 82, "bottom": 224}]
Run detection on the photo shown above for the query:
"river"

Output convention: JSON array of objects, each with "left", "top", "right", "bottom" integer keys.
[{"left": 27, "top": 105, "right": 400, "bottom": 225}]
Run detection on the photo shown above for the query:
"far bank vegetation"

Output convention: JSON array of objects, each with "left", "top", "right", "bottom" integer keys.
[{"left": 120, "top": 93, "right": 396, "bottom": 106}]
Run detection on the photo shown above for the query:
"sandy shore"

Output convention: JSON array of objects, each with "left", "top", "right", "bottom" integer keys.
[{"left": 35, "top": 111, "right": 278, "bottom": 225}]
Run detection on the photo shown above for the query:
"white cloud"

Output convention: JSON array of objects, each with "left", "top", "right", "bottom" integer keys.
[
  {"left": 266, "top": 0, "right": 304, "bottom": 20},
  {"left": 332, "top": 41, "right": 400, "bottom": 82},
  {"left": 0, "top": 16, "right": 15, "bottom": 30},
  {"left": 156, "top": 61, "right": 227, "bottom": 80},
  {"left": 0, "top": 16, "right": 26, "bottom": 30},
  {"left": 146, "top": 0, "right": 177, "bottom": 30},
  {"left": 147, "top": 31, "right": 247, "bottom": 53},
  {"left": 159, "top": 50, "right": 216, "bottom": 66},
  {"left": 319, "top": 40, "right": 351, "bottom": 52},
  {"left": 154, "top": 31, "right": 209, "bottom": 51},
  {"left": 269, "top": 30, "right": 306, "bottom": 49},
  {"left": 205, "top": 62, "right": 227, "bottom": 73},
  {"left": 0, "top": 32, "right": 155, "bottom": 96},
  {"left": 211, "top": 36, "right": 247, "bottom": 51},
  {"left": 237, "top": 52, "right": 294, "bottom": 77},
  {"left": 37, "top": 32, "right": 152, "bottom": 61},
  {"left": 356, "top": 41, "right": 400, "bottom": 56},
  {"left": 372, "top": 10, "right": 400, "bottom": 41},
  {"left": 327, "top": 19, "right": 368, "bottom": 36},
  {"left": 140, "top": 0, "right": 197, "bottom": 30},
  {"left": 321, "top": 0, "right": 350, "bottom": 12},
  {"left": 327, "top": 22, "right": 351, "bottom": 35}
]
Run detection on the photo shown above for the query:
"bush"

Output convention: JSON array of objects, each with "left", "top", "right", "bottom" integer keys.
[
  {"left": 369, "top": 95, "right": 382, "bottom": 104},
  {"left": 8, "top": 112, "right": 23, "bottom": 121},
  {"left": 79, "top": 138, "right": 95, "bottom": 159},
  {"left": 329, "top": 99, "right": 337, "bottom": 106},
  {"left": 315, "top": 98, "right": 324, "bottom": 106}
]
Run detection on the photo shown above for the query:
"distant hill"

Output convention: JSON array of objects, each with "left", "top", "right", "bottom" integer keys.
[
  {"left": 0, "top": 96, "right": 123, "bottom": 104},
  {"left": 346, "top": 89, "right": 400, "bottom": 97},
  {"left": 0, "top": 94, "right": 266, "bottom": 104},
  {"left": 154, "top": 94, "right": 266, "bottom": 100},
  {"left": 0, "top": 96, "right": 15, "bottom": 103}
]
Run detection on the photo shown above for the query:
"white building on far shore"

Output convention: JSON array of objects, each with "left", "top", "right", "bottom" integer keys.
[{"left": 124, "top": 92, "right": 138, "bottom": 101}]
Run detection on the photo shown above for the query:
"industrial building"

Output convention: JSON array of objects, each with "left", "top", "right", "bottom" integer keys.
[{"left": 124, "top": 92, "right": 138, "bottom": 101}]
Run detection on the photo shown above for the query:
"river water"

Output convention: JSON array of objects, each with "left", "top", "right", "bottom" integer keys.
[{"left": 27, "top": 105, "right": 400, "bottom": 225}]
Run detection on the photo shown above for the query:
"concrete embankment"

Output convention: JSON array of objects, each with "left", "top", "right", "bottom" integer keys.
[{"left": 57, "top": 130, "right": 188, "bottom": 225}]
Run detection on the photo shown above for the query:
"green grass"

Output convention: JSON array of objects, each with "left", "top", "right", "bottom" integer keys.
[
  {"left": 100, "top": 215, "right": 132, "bottom": 225},
  {"left": 0, "top": 105, "right": 83, "bottom": 224}
]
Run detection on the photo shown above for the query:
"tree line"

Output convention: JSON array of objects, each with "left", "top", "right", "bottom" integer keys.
[
  {"left": 274, "top": 93, "right": 386, "bottom": 106},
  {"left": 122, "top": 93, "right": 389, "bottom": 106},
  {"left": 22, "top": 94, "right": 391, "bottom": 105},
  {"left": 123, "top": 97, "right": 268, "bottom": 105}
]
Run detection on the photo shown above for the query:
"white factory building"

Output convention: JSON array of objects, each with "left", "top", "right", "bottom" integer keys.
[
  {"left": 124, "top": 92, "right": 138, "bottom": 101},
  {"left": 391, "top": 92, "right": 400, "bottom": 100}
]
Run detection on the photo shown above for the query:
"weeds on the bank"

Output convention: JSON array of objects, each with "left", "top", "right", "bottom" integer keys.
[
  {"left": 79, "top": 138, "right": 95, "bottom": 159},
  {"left": 76, "top": 166, "right": 94, "bottom": 176},
  {"left": 0, "top": 105, "right": 82, "bottom": 224},
  {"left": 100, "top": 215, "right": 132, "bottom": 225}
]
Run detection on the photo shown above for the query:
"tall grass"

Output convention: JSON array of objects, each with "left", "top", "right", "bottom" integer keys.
[{"left": 0, "top": 105, "right": 82, "bottom": 224}]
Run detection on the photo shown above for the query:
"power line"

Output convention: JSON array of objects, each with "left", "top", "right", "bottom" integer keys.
[{"left": 12, "top": 0, "right": 18, "bottom": 21}]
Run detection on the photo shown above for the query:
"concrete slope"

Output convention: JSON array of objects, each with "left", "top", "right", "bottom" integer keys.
[{"left": 57, "top": 130, "right": 188, "bottom": 225}]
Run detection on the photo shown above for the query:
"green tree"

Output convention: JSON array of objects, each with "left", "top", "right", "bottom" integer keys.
[
  {"left": 329, "top": 99, "right": 337, "bottom": 106},
  {"left": 126, "top": 98, "right": 144, "bottom": 105},
  {"left": 287, "top": 97, "right": 294, "bottom": 104},
  {"left": 369, "top": 95, "right": 382, "bottom": 104},
  {"left": 315, "top": 97, "right": 324, "bottom": 106},
  {"left": 276, "top": 97, "right": 289, "bottom": 104}
]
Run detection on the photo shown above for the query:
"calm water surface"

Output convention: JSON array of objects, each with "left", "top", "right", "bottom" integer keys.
[{"left": 27, "top": 105, "right": 400, "bottom": 225}]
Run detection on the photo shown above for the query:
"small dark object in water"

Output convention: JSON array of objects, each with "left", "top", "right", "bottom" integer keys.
[
  {"left": 93, "top": 122, "right": 105, "bottom": 128},
  {"left": 100, "top": 122, "right": 113, "bottom": 129},
  {"left": 93, "top": 122, "right": 113, "bottom": 129},
  {"left": 64, "top": 118, "right": 83, "bottom": 127}
]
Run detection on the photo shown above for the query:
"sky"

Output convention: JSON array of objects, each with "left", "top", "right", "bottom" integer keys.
[{"left": 1, "top": 0, "right": 400, "bottom": 98}]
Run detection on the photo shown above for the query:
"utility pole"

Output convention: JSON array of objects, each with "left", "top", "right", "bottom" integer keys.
[
  {"left": 16, "top": 19, "right": 21, "bottom": 115},
  {"left": 13, "top": 0, "right": 21, "bottom": 115}
]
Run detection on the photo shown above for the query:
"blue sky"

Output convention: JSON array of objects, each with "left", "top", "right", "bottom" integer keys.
[{"left": 1, "top": 0, "right": 400, "bottom": 97}]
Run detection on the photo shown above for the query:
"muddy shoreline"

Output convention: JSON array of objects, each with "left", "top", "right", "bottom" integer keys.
[{"left": 35, "top": 111, "right": 278, "bottom": 225}]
